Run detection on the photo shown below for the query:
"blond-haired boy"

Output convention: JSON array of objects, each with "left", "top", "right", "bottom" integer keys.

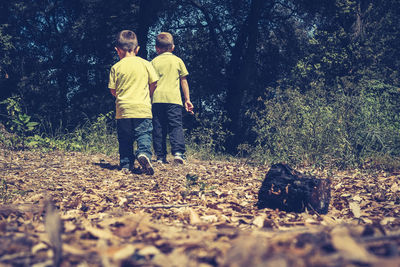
[
  {"left": 151, "top": 32, "right": 193, "bottom": 164},
  {"left": 109, "top": 30, "right": 159, "bottom": 174}
]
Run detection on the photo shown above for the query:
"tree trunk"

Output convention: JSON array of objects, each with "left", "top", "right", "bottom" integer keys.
[
  {"left": 225, "top": 0, "right": 263, "bottom": 151},
  {"left": 136, "top": 0, "right": 164, "bottom": 60}
]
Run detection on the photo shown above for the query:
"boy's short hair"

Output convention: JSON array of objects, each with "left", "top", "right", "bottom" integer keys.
[
  {"left": 116, "top": 30, "right": 138, "bottom": 52},
  {"left": 156, "top": 32, "right": 174, "bottom": 51}
]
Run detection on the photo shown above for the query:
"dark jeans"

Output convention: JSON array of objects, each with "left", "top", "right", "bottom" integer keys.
[
  {"left": 152, "top": 103, "right": 186, "bottom": 158},
  {"left": 117, "top": 118, "right": 153, "bottom": 169}
]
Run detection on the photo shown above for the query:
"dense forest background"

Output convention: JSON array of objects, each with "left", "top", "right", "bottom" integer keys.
[{"left": 0, "top": 0, "right": 399, "bottom": 168}]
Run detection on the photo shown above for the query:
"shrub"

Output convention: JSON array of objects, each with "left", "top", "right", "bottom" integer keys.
[
  {"left": 186, "top": 111, "right": 232, "bottom": 160},
  {"left": 0, "top": 101, "right": 118, "bottom": 156},
  {"left": 69, "top": 111, "right": 117, "bottom": 155},
  {"left": 246, "top": 80, "right": 400, "bottom": 169},
  {"left": 0, "top": 96, "right": 39, "bottom": 149}
]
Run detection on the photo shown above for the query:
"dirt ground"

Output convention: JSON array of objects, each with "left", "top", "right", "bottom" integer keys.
[{"left": 1, "top": 146, "right": 399, "bottom": 266}]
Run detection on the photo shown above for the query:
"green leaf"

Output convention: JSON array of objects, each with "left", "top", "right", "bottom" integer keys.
[{"left": 27, "top": 122, "right": 39, "bottom": 127}]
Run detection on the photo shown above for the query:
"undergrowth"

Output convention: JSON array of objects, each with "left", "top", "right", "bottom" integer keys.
[
  {"left": 244, "top": 80, "right": 400, "bottom": 170},
  {"left": 1, "top": 88, "right": 399, "bottom": 171},
  {"left": 0, "top": 106, "right": 118, "bottom": 156}
]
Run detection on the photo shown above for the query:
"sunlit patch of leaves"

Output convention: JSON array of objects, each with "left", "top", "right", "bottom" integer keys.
[{"left": 0, "top": 146, "right": 399, "bottom": 266}]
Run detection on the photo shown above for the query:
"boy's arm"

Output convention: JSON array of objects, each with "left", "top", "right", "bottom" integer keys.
[
  {"left": 149, "top": 82, "right": 157, "bottom": 98},
  {"left": 109, "top": 88, "right": 116, "bottom": 97},
  {"left": 180, "top": 76, "right": 194, "bottom": 114}
]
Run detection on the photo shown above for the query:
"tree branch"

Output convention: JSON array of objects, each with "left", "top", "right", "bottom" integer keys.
[{"left": 184, "top": 0, "right": 232, "bottom": 54}]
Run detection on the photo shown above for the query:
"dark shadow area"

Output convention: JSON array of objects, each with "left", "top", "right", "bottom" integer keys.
[{"left": 94, "top": 162, "right": 119, "bottom": 170}]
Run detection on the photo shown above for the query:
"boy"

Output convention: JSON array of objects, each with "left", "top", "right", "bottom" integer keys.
[
  {"left": 108, "top": 30, "right": 158, "bottom": 174},
  {"left": 151, "top": 32, "right": 194, "bottom": 164}
]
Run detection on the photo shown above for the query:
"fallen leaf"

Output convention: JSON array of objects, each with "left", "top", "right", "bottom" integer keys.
[
  {"left": 138, "top": 246, "right": 161, "bottom": 256},
  {"left": 331, "top": 226, "right": 374, "bottom": 262},
  {"left": 31, "top": 242, "right": 48, "bottom": 254},
  {"left": 252, "top": 215, "right": 266, "bottom": 228},
  {"left": 112, "top": 244, "right": 136, "bottom": 261},
  {"left": 188, "top": 208, "right": 202, "bottom": 225},
  {"left": 349, "top": 201, "right": 361, "bottom": 218}
]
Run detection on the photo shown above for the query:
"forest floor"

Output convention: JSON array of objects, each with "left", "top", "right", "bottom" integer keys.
[{"left": 1, "top": 146, "right": 400, "bottom": 267}]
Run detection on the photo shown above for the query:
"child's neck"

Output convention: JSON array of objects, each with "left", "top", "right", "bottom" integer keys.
[
  {"left": 120, "top": 51, "right": 136, "bottom": 59},
  {"left": 158, "top": 49, "right": 172, "bottom": 55}
]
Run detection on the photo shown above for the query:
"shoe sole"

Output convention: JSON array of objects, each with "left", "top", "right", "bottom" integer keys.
[{"left": 137, "top": 155, "right": 154, "bottom": 175}]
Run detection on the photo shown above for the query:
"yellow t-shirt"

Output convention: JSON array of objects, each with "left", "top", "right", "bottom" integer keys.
[
  {"left": 109, "top": 56, "right": 159, "bottom": 119},
  {"left": 151, "top": 52, "right": 189, "bottom": 105}
]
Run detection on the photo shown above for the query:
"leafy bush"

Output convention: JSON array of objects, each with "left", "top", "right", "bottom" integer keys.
[
  {"left": 69, "top": 111, "right": 117, "bottom": 155},
  {"left": 0, "top": 96, "right": 39, "bottom": 149},
  {"left": 246, "top": 79, "right": 400, "bottom": 169},
  {"left": 186, "top": 111, "right": 232, "bottom": 160},
  {"left": 29, "top": 111, "right": 118, "bottom": 155},
  {"left": 0, "top": 97, "right": 118, "bottom": 155}
]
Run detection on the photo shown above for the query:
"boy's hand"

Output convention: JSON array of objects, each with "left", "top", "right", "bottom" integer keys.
[{"left": 185, "top": 101, "right": 194, "bottom": 115}]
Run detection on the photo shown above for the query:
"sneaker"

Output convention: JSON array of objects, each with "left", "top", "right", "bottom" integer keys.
[
  {"left": 173, "top": 152, "right": 186, "bottom": 164},
  {"left": 137, "top": 154, "right": 154, "bottom": 175},
  {"left": 156, "top": 156, "right": 168, "bottom": 164}
]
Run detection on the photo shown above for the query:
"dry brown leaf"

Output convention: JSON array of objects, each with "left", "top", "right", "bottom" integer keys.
[
  {"left": 31, "top": 242, "right": 48, "bottom": 254},
  {"left": 82, "top": 219, "right": 119, "bottom": 241},
  {"left": 200, "top": 214, "right": 218, "bottom": 223},
  {"left": 252, "top": 214, "right": 266, "bottom": 228},
  {"left": 2, "top": 146, "right": 400, "bottom": 266},
  {"left": 188, "top": 208, "right": 202, "bottom": 225},
  {"left": 111, "top": 244, "right": 136, "bottom": 261},
  {"left": 349, "top": 201, "right": 361, "bottom": 218},
  {"left": 138, "top": 245, "right": 161, "bottom": 256},
  {"left": 331, "top": 226, "right": 374, "bottom": 262},
  {"left": 62, "top": 244, "right": 87, "bottom": 256}
]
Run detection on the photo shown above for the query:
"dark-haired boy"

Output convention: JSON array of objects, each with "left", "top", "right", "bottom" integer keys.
[
  {"left": 151, "top": 32, "right": 194, "bottom": 164},
  {"left": 108, "top": 30, "right": 159, "bottom": 174}
]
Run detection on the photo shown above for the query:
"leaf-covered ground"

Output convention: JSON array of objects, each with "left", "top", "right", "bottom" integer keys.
[{"left": 1, "top": 146, "right": 400, "bottom": 266}]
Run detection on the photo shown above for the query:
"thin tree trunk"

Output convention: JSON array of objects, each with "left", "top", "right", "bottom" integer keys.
[
  {"left": 136, "top": 0, "right": 164, "bottom": 60},
  {"left": 225, "top": 0, "right": 263, "bottom": 151}
]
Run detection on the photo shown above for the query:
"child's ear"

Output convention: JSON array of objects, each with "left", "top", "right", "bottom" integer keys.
[
  {"left": 115, "top": 47, "right": 123, "bottom": 58},
  {"left": 171, "top": 45, "right": 175, "bottom": 52},
  {"left": 135, "top": 46, "right": 140, "bottom": 55}
]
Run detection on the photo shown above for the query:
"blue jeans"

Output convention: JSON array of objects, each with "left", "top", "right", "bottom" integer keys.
[
  {"left": 152, "top": 103, "right": 186, "bottom": 158},
  {"left": 117, "top": 118, "right": 153, "bottom": 169}
]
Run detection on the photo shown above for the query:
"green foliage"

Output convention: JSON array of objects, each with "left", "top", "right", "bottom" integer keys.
[
  {"left": 27, "top": 111, "right": 118, "bottom": 155},
  {"left": 181, "top": 174, "right": 210, "bottom": 198},
  {"left": 0, "top": 103, "right": 118, "bottom": 155},
  {"left": 69, "top": 111, "right": 117, "bottom": 155},
  {"left": 23, "top": 134, "right": 83, "bottom": 151},
  {"left": 186, "top": 174, "right": 199, "bottom": 187},
  {"left": 0, "top": 24, "right": 13, "bottom": 66},
  {"left": 0, "top": 96, "right": 39, "bottom": 149},
  {"left": 247, "top": 80, "right": 400, "bottom": 169},
  {"left": 187, "top": 112, "right": 232, "bottom": 160}
]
